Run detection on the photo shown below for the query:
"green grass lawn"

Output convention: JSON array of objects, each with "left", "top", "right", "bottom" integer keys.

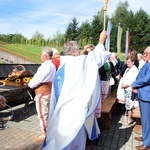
[
  {"left": 0, "top": 43, "right": 63, "bottom": 63},
  {"left": 0, "top": 43, "right": 125, "bottom": 63},
  {"left": 0, "top": 44, "right": 41, "bottom": 63}
]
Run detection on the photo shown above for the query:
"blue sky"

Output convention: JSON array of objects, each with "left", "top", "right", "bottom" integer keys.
[{"left": 0, "top": 0, "right": 149, "bottom": 39}]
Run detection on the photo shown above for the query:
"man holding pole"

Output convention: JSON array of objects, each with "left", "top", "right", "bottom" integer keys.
[
  {"left": 42, "top": 1, "right": 110, "bottom": 149},
  {"left": 42, "top": 30, "right": 111, "bottom": 150}
]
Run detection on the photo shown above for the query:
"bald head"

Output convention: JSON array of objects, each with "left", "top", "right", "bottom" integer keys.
[
  {"left": 63, "top": 41, "right": 79, "bottom": 56},
  {"left": 143, "top": 46, "right": 150, "bottom": 61}
]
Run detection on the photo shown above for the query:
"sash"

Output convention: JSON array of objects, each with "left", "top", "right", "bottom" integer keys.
[{"left": 53, "top": 64, "right": 65, "bottom": 102}]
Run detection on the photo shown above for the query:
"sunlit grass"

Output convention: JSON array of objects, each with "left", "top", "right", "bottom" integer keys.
[
  {"left": 0, "top": 43, "right": 64, "bottom": 64},
  {"left": 0, "top": 43, "right": 42, "bottom": 63}
]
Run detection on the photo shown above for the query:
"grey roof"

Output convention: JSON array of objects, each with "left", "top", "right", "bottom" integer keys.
[{"left": 0, "top": 64, "right": 40, "bottom": 79}]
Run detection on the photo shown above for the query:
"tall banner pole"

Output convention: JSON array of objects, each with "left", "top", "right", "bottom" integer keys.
[{"left": 103, "top": 0, "right": 109, "bottom": 30}]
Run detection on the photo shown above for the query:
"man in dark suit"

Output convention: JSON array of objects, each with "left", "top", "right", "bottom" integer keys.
[{"left": 132, "top": 46, "right": 150, "bottom": 150}]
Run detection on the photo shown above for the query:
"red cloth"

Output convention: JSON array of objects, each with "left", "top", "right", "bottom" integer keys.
[{"left": 52, "top": 58, "right": 60, "bottom": 70}]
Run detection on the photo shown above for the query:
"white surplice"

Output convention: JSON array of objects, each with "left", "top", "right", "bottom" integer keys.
[{"left": 42, "top": 43, "right": 111, "bottom": 150}]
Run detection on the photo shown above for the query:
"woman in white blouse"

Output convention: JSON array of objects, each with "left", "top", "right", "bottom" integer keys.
[{"left": 121, "top": 54, "right": 139, "bottom": 125}]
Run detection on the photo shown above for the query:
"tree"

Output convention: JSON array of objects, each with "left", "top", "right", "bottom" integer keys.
[
  {"left": 78, "top": 20, "right": 91, "bottom": 48},
  {"left": 130, "top": 9, "right": 150, "bottom": 52},
  {"left": 111, "top": 1, "right": 130, "bottom": 52},
  {"left": 31, "top": 31, "right": 44, "bottom": 46},
  {"left": 65, "top": 17, "right": 80, "bottom": 42},
  {"left": 52, "top": 31, "right": 65, "bottom": 47},
  {"left": 0, "top": 33, "right": 26, "bottom": 44},
  {"left": 91, "top": 10, "right": 103, "bottom": 46}
]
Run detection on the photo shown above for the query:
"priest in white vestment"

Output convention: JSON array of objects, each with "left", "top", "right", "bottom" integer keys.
[{"left": 42, "top": 30, "right": 111, "bottom": 150}]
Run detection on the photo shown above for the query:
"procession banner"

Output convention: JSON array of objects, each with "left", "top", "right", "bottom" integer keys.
[
  {"left": 117, "top": 25, "right": 123, "bottom": 57},
  {"left": 105, "top": 20, "right": 113, "bottom": 52},
  {"left": 125, "top": 30, "right": 130, "bottom": 59}
]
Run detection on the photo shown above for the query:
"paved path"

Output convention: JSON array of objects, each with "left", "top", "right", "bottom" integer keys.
[{"left": 0, "top": 103, "right": 142, "bottom": 150}]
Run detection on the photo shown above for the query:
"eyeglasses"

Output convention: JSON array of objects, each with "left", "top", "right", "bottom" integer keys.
[{"left": 143, "top": 52, "right": 150, "bottom": 56}]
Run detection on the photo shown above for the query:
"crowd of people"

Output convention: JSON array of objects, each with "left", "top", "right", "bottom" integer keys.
[
  {"left": 115, "top": 48, "right": 150, "bottom": 150},
  {"left": 0, "top": 30, "right": 150, "bottom": 150}
]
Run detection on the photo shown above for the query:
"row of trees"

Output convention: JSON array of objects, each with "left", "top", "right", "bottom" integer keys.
[{"left": 0, "top": 1, "right": 150, "bottom": 53}]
